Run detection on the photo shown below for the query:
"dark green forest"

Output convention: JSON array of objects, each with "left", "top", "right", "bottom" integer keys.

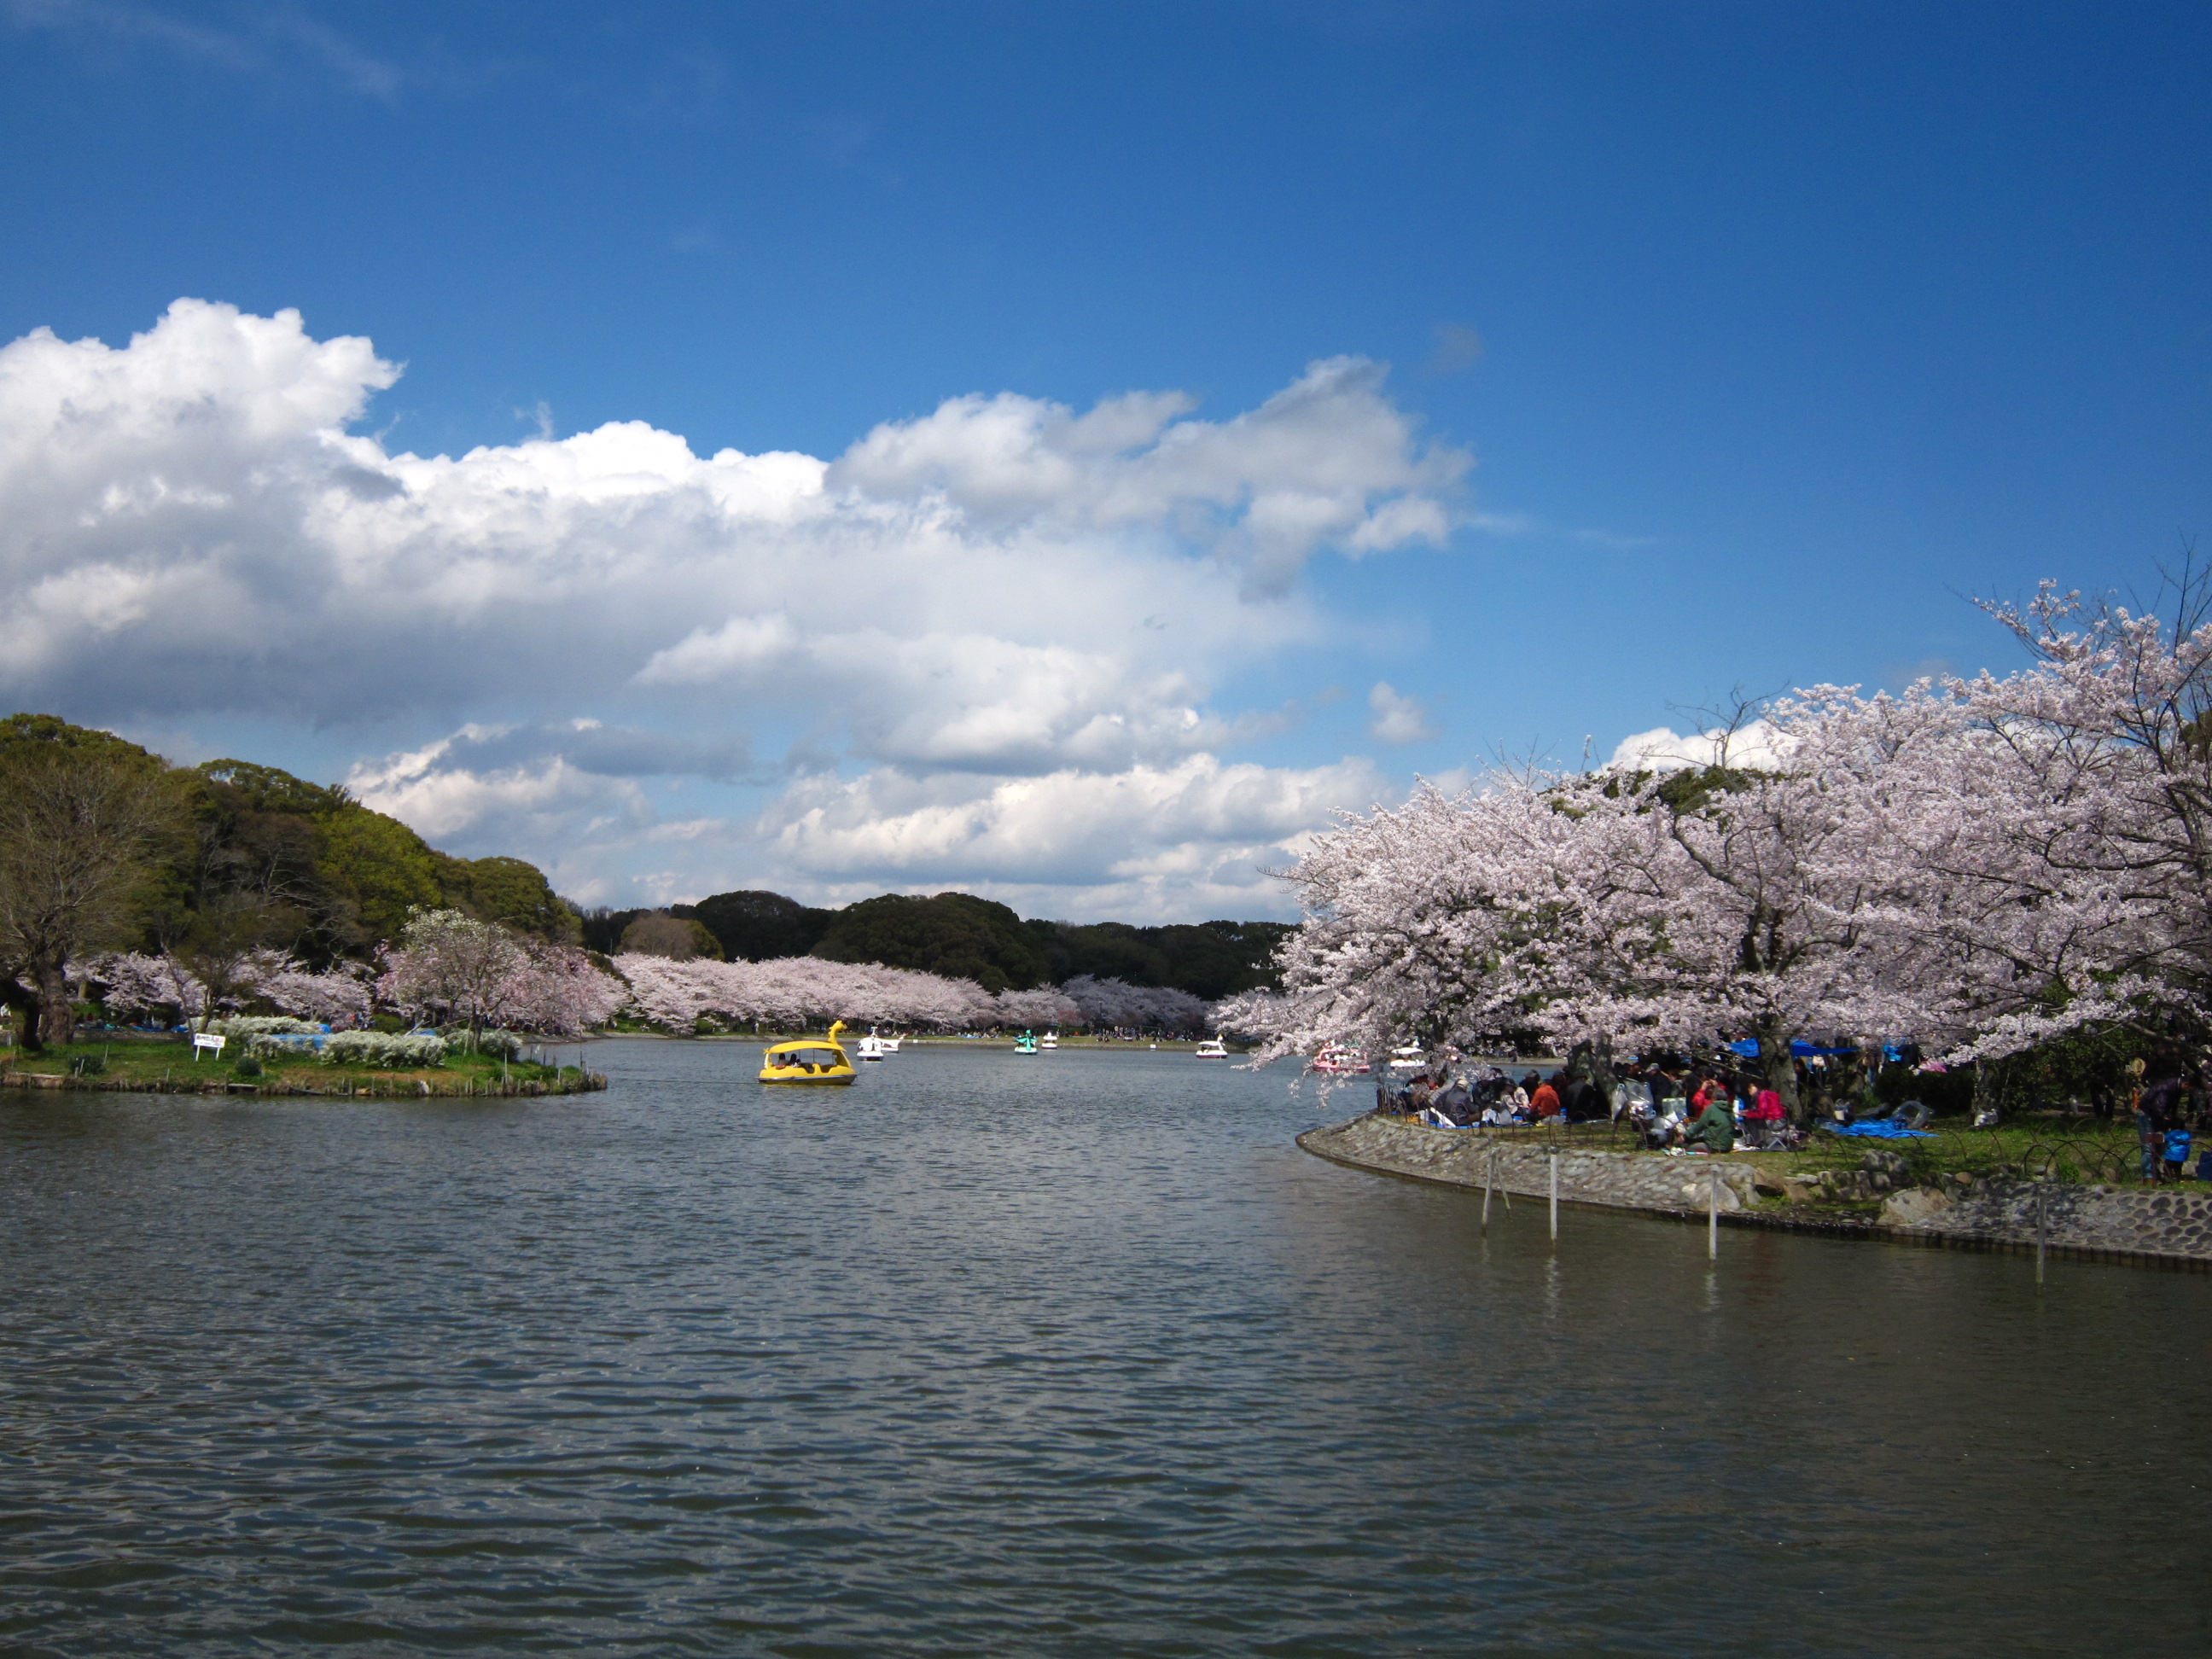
[{"left": 583, "top": 891, "right": 1290, "bottom": 999}]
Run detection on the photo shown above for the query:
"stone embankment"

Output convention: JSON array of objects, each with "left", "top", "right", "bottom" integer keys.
[
  {"left": 1299, "top": 1113, "right": 2212, "bottom": 1270},
  {"left": 1301, "top": 1111, "right": 1763, "bottom": 1214}
]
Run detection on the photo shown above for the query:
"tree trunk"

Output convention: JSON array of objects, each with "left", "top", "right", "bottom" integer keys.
[
  {"left": 1589, "top": 1033, "right": 1620, "bottom": 1112},
  {"left": 1973, "top": 1055, "right": 2003, "bottom": 1124},
  {"left": 1755, "top": 1016, "right": 1803, "bottom": 1125},
  {"left": 30, "top": 954, "right": 74, "bottom": 1051}
]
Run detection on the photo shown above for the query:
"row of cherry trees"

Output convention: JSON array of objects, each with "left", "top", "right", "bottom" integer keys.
[
  {"left": 90, "top": 910, "right": 1222, "bottom": 1040},
  {"left": 613, "top": 954, "right": 1213, "bottom": 1033},
  {"left": 94, "top": 910, "right": 626, "bottom": 1038},
  {"left": 1221, "top": 585, "right": 2212, "bottom": 1113},
  {"left": 96, "top": 949, "right": 374, "bottom": 1027}
]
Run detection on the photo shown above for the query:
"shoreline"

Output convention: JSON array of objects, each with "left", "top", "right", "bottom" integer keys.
[
  {"left": 3, "top": 1063, "right": 608, "bottom": 1099},
  {"left": 1298, "top": 1112, "right": 2212, "bottom": 1273}
]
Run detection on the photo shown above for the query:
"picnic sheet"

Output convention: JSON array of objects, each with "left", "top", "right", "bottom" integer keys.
[{"left": 1821, "top": 1120, "right": 1936, "bottom": 1139}]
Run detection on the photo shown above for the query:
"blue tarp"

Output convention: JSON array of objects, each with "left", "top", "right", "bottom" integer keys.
[
  {"left": 1724, "top": 1039, "right": 1865, "bottom": 1059},
  {"left": 1821, "top": 1120, "right": 1936, "bottom": 1139}
]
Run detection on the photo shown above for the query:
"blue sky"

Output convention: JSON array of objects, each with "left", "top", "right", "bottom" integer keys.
[{"left": 3, "top": 1, "right": 2209, "bottom": 920}]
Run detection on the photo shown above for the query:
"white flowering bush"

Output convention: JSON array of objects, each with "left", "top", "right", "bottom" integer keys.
[
  {"left": 323, "top": 1031, "right": 446, "bottom": 1069},
  {"left": 207, "top": 1015, "right": 323, "bottom": 1038},
  {"left": 445, "top": 1028, "right": 525, "bottom": 1059}
]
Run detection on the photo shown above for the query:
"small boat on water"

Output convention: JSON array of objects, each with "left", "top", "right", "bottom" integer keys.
[
  {"left": 760, "top": 1020, "right": 858, "bottom": 1086},
  {"left": 1039, "top": 1031, "right": 1058, "bottom": 1050},
  {"left": 857, "top": 1032, "right": 887, "bottom": 1062},
  {"left": 1012, "top": 1031, "right": 1039, "bottom": 1056},
  {"left": 1387, "top": 1045, "right": 1428, "bottom": 1074},
  {"left": 877, "top": 1035, "right": 902, "bottom": 1053},
  {"left": 1311, "top": 1044, "right": 1369, "bottom": 1075},
  {"left": 1194, "top": 1036, "right": 1229, "bottom": 1059}
]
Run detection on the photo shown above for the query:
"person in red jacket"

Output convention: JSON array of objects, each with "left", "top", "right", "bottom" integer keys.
[
  {"left": 1745, "top": 1084, "right": 1787, "bottom": 1149},
  {"left": 1530, "top": 1075, "right": 1563, "bottom": 1121}
]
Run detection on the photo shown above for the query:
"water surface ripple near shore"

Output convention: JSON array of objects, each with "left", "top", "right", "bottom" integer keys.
[{"left": 1, "top": 1039, "right": 2206, "bottom": 1655}]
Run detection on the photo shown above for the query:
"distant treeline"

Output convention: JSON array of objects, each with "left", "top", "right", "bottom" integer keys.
[{"left": 579, "top": 890, "right": 1290, "bottom": 1001}]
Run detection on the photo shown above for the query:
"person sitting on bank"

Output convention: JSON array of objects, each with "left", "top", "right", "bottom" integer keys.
[
  {"left": 1683, "top": 1091, "right": 1738, "bottom": 1155},
  {"left": 1529, "top": 1074, "right": 1563, "bottom": 1122},
  {"left": 1743, "top": 1083, "right": 1787, "bottom": 1149},
  {"left": 1612, "top": 1070, "right": 1655, "bottom": 1123},
  {"left": 1433, "top": 1074, "right": 1475, "bottom": 1126}
]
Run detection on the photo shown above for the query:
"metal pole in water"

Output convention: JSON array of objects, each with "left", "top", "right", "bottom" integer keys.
[
  {"left": 1548, "top": 1150, "right": 1559, "bottom": 1244},
  {"left": 1481, "top": 1147, "right": 1494, "bottom": 1234},
  {"left": 1708, "top": 1169, "right": 1720, "bottom": 1260}
]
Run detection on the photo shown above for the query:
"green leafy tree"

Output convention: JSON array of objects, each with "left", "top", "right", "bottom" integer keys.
[
  {"left": 446, "top": 854, "right": 582, "bottom": 943},
  {"left": 0, "top": 716, "right": 185, "bottom": 1049},
  {"left": 618, "top": 912, "right": 724, "bottom": 959},
  {"left": 313, "top": 807, "right": 449, "bottom": 946},
  {"left": 812, "top": 892, "right": 1050, "bottom": 992},
  {"left": 689, "top": 888, "right": 835, "bottom": 961}
]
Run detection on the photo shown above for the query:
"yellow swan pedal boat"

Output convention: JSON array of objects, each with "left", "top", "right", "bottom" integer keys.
[{"left": 759, "top": 1020, "right": 858, "bottom": 1086}]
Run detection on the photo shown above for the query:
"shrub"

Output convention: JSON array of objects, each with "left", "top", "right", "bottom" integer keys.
[
  {"left": 440, "top": 1028, "right": 524, "bottom": 1060},
  {"left": 244, "top": 1033, "right": 318, "bottom": 1059},
  {"left": 235, "top": 1057, "right": 265, "bottom": 1079},
  {"left": 207, "top": 1015, "right": 321, "bottom": 1039},
  {"left": 323, "top": 1031, "right": 446, "bottom": 1069}
]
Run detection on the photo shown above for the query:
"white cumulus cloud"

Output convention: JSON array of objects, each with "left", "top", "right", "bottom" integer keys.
[
  {"left": 1366, "top": 681, "right": 1438, "bottom": 744},
  {"left": 1, "top": 299, "right": 1467, "bottom": 916},
  {"left": 1607, "top": 719, "right": 1794, "bottom": 772}
]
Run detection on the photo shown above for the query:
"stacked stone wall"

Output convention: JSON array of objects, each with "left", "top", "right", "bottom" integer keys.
[
  {"left": 1300, "top": 1112, "right": 2212, "bottom": 1269},
  {"left": 1300, "top": 1114, "right": 1758, "bottom": 1213}
]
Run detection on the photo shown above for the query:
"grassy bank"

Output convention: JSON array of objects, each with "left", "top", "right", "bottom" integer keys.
[
  {"left": 1454, "top": 1110, "right": 2166, "bottom": 1194},
  {"left": 2, "top": 1038, "right": 604, "bottom": 1097}
]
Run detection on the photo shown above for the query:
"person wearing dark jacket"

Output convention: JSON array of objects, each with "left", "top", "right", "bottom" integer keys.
[{"left": 1560, "top": 1076, "right": 1600, "bottom": 1122}]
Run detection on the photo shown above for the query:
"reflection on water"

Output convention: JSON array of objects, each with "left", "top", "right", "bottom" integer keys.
[{"left": 1, "top": 1039, "right": 2207, "bottom": 1656}]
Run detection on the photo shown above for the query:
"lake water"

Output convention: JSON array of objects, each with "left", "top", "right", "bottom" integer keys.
[{"left": 2, "top": 1038, "right": 2207, "bottom": 1656}]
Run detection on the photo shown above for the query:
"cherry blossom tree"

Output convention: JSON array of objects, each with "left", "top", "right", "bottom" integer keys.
[
  {"left": 1233, "top": 695, "right": 1953, "bottom": 1111},
  {"left": 1846, "top": 585, "right": 2212, "bottom": 1059},
  {"left": 611, "top": 952, "right": 999, "bottom": 1033},
  {"left": 1057, "top": 975, "right": 1211, "bottom": 1034},
  {"left": 89, "top": 952, "right": 208, "bottom": 1025}
]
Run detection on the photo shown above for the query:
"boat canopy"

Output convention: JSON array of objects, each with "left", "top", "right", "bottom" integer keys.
[{"left": 768, "top": 1045, "right": 847, "bottom": 1068}]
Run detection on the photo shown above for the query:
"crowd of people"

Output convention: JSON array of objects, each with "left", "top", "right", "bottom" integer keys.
[
  {"left": 1381, "top": 1059, "right": 1802, "bottom": 1153},
  {"left": 1382, "top": 1052, "right": 2212, "bottom": 1183}
]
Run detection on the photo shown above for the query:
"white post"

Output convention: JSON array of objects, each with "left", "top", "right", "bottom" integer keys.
[
  {"left": 1481, "top": 1148, "right": 1494, "bottom": 1234},
  {"left": 1548, "top": 1150, "right": 1560, "bottom": 1244},
  {"left": 1708, "top": 1168, "right": 1720, "bottom": 1260}
]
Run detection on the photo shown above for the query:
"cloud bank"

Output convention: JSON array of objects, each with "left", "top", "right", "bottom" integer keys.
[{"left": 0, "top": 300, "right": 1466, "bottom": 916}]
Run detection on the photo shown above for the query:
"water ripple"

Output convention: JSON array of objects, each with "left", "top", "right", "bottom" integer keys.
[{"left": 2, "top": 1041, "right": 2209, "bottom": 1656}]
